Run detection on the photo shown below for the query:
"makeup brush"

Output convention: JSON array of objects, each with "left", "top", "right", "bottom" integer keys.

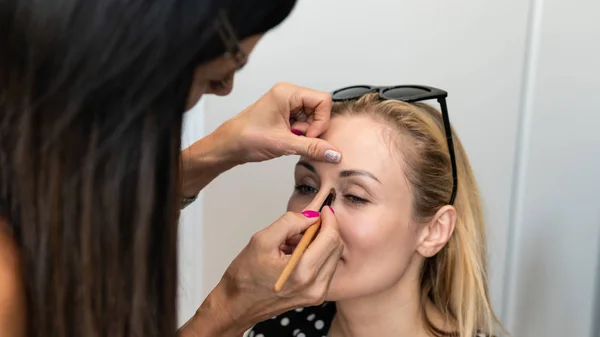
[{"left": 274, "top": 188, "right": 336, "bottom": 293}]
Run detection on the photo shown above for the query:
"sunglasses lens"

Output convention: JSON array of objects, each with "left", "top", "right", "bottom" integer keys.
[
  {"left": 333, "top": 86, "right": 372, "bottom": 100},
  {"left": 382, "top": 86, "right": 431, "bottom": 100}
]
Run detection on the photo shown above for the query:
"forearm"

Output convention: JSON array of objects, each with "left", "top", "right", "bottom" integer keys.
[
  {"left": 180, "top": 124, "right": 239, "bottom": 197},
  {"left": 178, "top": 284, "right": 248, "bottom": 337}
]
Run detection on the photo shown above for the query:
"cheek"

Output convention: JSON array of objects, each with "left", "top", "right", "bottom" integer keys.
[
  {"left": 327, "top": 209, "right": 419, "bottom": 300},
  {"left": 339, "top": 210, "right": 416, "bottom": 257}
]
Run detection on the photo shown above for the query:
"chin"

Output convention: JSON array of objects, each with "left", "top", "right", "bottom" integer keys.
[{"left": 324, "top": 263, "right": 402, "bottom": 303}]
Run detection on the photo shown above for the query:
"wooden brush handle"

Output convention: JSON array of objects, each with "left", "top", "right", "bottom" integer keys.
[{"left": 273, "top": 219, "right": 322, "bottom": 292}]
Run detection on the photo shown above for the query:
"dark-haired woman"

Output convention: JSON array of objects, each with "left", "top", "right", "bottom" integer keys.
[{"left": 0, "top": 1, "right": 343, "bottom": 336}]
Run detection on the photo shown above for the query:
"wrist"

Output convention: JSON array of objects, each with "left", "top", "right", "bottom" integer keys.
[
  {"left": 188, "top": 283, "right": 248, "bottom": 337},
  {"left": 180, "top": 123, "right": 240, "bottom": 197}
]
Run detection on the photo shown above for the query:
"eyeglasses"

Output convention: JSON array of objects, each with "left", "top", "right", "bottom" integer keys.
[
  {"left": 214, "top": 10, "right": 248, "bottom": 70},
  {"left": 331, "top": 85, "right": 457, "bottom": 205}
]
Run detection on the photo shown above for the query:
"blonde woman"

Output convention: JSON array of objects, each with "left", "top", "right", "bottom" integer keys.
[{"left": 249, "top": 85, "right": 505, "bottom": 337}]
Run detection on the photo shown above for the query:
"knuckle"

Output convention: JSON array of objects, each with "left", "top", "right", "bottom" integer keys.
[
  {"left": 292, "top": 268, "right": 315, "bottom": 287},
  {"left": 337, "top": 242, "right": 345, "bottom": 256},
  {"left": 249, "top": 231, "right": 263, "bottom": 247},
  {"left": 281, "top": 211, "right": 302, "bottom": 224},
  {"left": 321, "top": 228, "right": 341, "bottom": 246},
  {"left": 307, "top": 285, "right": 327, "bottom": 305},
  {"left": 271, "top": 82, "right": 291, "bottom": 94},
  {"left": 306, "top": 140, "right": 321, "bottom": 158}
]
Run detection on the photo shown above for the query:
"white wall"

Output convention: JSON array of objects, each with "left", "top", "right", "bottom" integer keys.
[
  {"left": 177, "top": 0, "right": 600, "bottom": 335},
  {"left": 501, "top": 0, "right": 600, "bottom": 336}
]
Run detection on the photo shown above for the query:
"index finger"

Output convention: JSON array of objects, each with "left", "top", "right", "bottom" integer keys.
[
  {"left": 289, "top": 87, "right": 332, "bottom": 139},
  {"left": 296, "top": 206, "right": 342, "bottom": 272},
  {"left": 261, "top": 211, "right": 320, "bottom": 248}
]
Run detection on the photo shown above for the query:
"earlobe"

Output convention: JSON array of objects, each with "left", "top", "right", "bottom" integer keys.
[{"left": 417, "top": 205, "right": 456, "bottom": 258}]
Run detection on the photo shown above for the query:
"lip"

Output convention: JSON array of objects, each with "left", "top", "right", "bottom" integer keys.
[
  {"left": 209, "top": 75, "right": 234, "bottom": 96},
  {"left": 213, "top": 81, "right": 233, "bottom": 96},
  {"left": 218, "top": 84, "right": 233, "bottom": 96}
]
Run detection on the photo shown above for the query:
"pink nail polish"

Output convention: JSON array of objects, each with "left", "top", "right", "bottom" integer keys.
[
  {"left": 291, "top": 129, "right": 303, "bottom": 136},
  {"left": 327, "top": 206, "right": 335, "bottom": 214},
  {"left": 302, "top": 210, "right": 319, "bottom": 218}
]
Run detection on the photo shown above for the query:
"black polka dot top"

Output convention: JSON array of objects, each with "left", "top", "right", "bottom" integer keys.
[
  {"left": 249, "top": 302, "right": 335, "bottom": 337},
  {"left": 248, "top": 302, "right": 493, "bottom": 337}
]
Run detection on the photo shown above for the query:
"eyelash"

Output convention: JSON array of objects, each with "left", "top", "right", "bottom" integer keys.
[{"left": 294, "top": 185, "right": 369, "bottom": 205}]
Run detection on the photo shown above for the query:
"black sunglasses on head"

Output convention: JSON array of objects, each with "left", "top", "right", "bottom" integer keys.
[{"left": 331, "top": 85, "right": 457, "bottom": 205}]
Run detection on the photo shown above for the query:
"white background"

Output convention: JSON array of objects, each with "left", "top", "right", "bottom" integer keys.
[{"left": 178, "top": 0, "right": 600, "bottom": 335}]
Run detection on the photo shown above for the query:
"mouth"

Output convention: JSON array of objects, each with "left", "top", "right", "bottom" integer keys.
[{"left": 209, "top": 73, "right": 234, "bottom": 96}]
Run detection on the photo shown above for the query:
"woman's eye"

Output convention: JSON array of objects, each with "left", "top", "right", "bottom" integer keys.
[
  {"left": 345, "top": 194, "right": 369, "bottom": 205},
  {"left": 294, "top": 185, "right": 318, "bottom": 195}
]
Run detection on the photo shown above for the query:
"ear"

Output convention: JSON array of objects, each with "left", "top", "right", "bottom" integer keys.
[{"left": 416, "top": 205, "right": 456, "bottom": 258}]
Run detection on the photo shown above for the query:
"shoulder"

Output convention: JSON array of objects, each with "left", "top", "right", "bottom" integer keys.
[
  {"left": 249, "top": 302, "right": 336, "bottom": 337},
  {"left": 0, "top": 218, "right": 27, "bottom": 337}
]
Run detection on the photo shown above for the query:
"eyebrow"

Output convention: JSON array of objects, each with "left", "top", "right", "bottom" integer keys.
[{"left": 296, "top": 161, "right": 381, "bottom": 184}]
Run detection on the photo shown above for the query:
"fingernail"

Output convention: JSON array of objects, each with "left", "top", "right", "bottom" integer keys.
[
  {"left": 291, "top": 129, "right": 303, "bottom": 136},
  {"left": 324, "top": 149, "right": 341, "bottom": 163},
  {"left": 301, "top": 210, "right": 319, "bottom": 218},
  {"left": 327, "top": 206, "right": 335, "bottom": 214}
]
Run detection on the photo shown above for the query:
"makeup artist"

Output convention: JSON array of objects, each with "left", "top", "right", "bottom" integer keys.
[{"left": 0, "top": 1, "right": 343, "bottom": 337}]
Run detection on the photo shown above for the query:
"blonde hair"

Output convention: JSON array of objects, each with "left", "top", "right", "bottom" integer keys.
[{"left": 331, "top": 93, "right": 505, "bottom": 337}]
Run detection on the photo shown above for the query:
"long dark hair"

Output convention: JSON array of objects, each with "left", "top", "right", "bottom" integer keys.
[{"left": 0, "top": 0, "right": 295, "bottom": 336}]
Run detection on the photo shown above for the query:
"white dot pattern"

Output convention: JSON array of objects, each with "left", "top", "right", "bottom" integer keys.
[
  {"left": 315, "top": 320, "right": 325, "bottom": 330},
  {"left": 247, "top": 302, "right": 491, "bottom": 337},
  {"left": 248, "top": 303, "right": 335, "bottom": 336}
]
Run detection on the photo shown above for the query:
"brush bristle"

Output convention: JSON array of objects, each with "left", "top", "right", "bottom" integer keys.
[
  {"left": 328, "top": 188, "right": 336, "bottom": 201},
  {"left": 318, "top": 189, "right": 337, "bottom": 211}
]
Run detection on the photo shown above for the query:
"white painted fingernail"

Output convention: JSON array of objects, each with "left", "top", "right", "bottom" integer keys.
[{"left": 324, "top": 150, "right": 341, "bottom": 163}]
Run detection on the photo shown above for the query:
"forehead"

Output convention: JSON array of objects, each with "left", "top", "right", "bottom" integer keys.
[{"left": 319, "top": 115, "right": 405, "bottom": 179}]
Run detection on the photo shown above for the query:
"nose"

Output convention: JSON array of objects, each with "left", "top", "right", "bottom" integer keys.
[{"left": 305, "top": 188, "right": 336, "bottom": 212}]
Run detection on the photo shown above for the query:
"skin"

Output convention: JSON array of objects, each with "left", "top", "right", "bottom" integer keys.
[
  {"left": 286, "top": 115, "right": 457, "bottom": 337},
  {"left": 0, "top": 34, "right": 346, "bottom": 337},
  {"left": 0, "top": 36, "right": 266, "bottom": 337},
  {"left": 185, "top": 34, "right": 264, "bottom": 107},
  {"left": 0, "top": 222, "right": 27, "bottom": 337}
]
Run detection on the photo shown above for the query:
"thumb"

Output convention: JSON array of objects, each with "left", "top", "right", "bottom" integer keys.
[
  {"left": 265, "top": 211, "right": 321, "bottom": 243},
  {"left": 286, "top": 134, "right": 342, "bottom": 163}
]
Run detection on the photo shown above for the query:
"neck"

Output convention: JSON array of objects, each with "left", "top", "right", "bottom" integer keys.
[{"left": 330, "top": 272, "right": 428, "bottom": 337}]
